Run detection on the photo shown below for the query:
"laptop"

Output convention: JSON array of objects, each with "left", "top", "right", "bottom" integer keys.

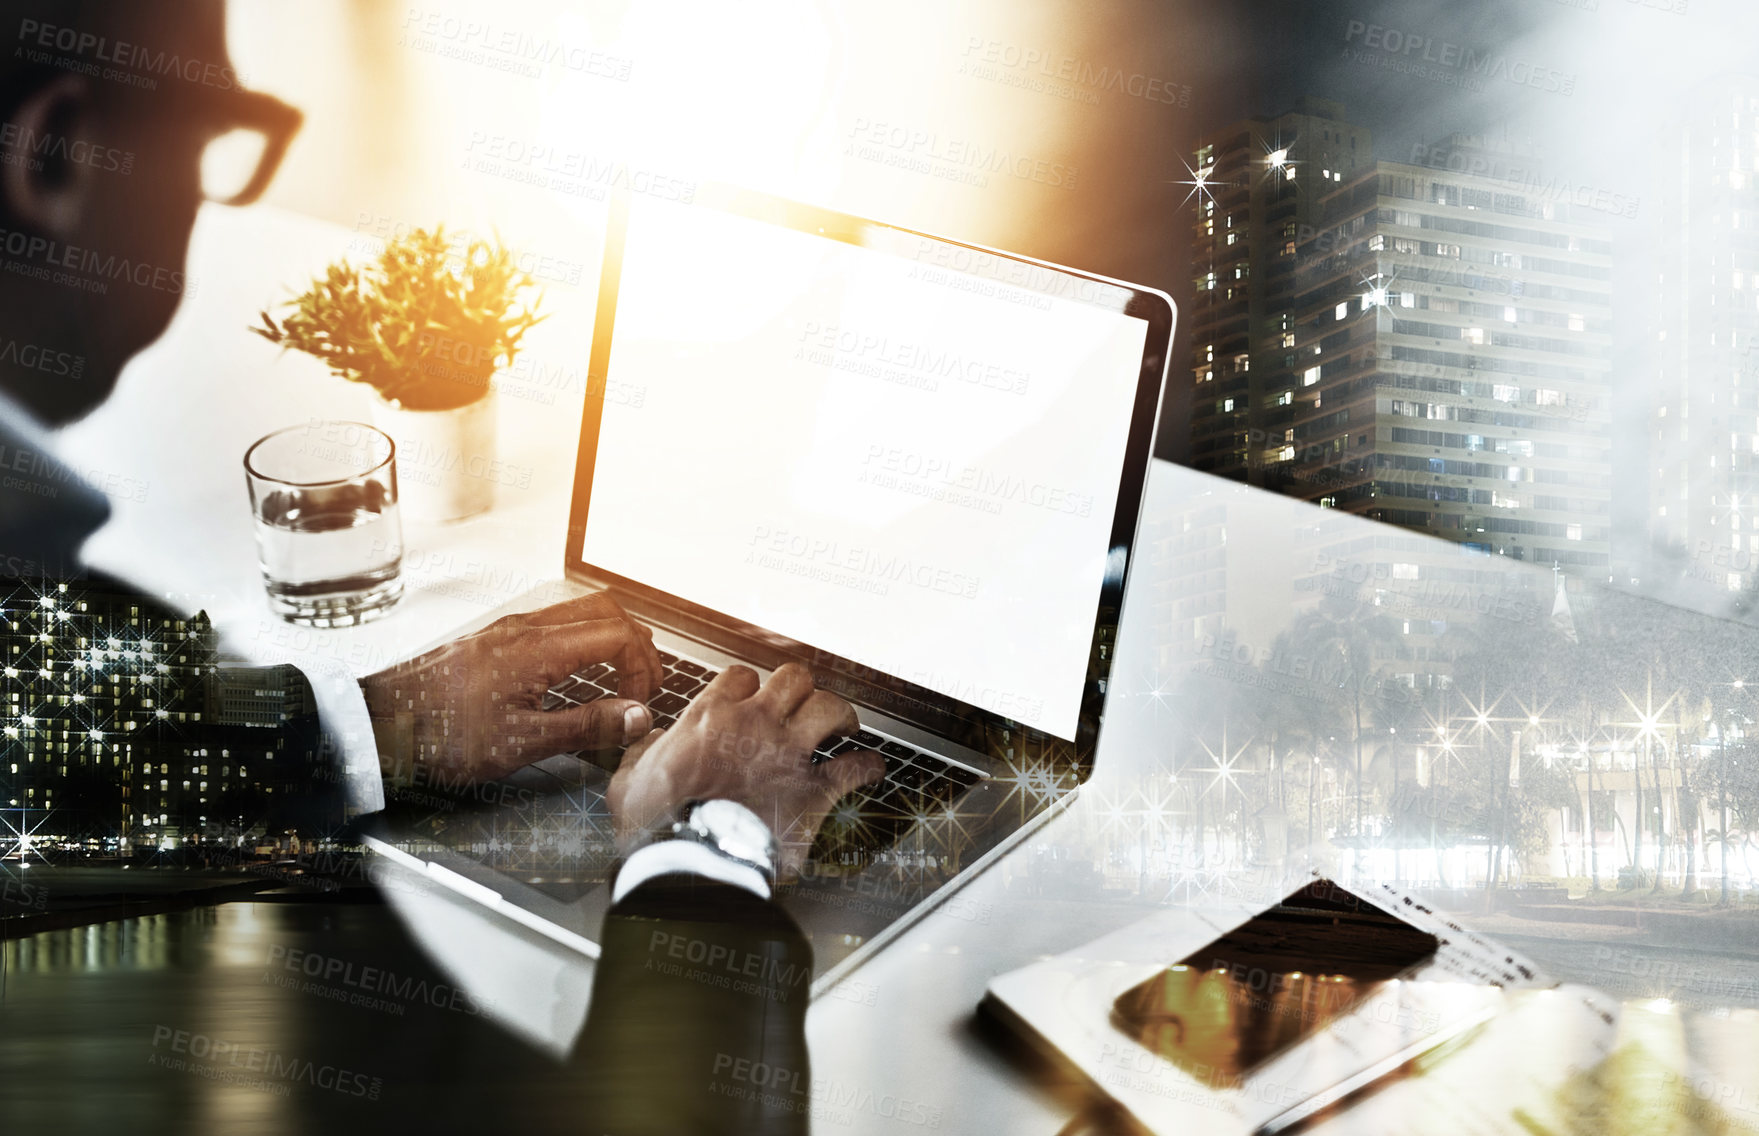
[{"left": 363, "top": 183, "right": 1175, "bottom": 987}]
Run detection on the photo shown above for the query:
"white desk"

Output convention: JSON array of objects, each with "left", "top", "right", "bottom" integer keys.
[
  {"left": 59, "top": 202, "right": 604, "bottom": 671},
  {"left": 54, "top": 203, "right": 1759, "bottom": 1134}
]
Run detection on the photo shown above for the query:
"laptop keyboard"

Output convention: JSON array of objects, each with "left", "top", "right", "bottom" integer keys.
[
  {"left": 542, "top": 648, "right": 985, "bottom": 864},
  {"left": 542, "top": 649, "right": 708, "bottom": 729}
]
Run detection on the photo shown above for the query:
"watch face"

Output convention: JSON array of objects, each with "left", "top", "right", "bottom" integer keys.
[{"left": 693, "top": 799, "right": 776, "bottom": 868}]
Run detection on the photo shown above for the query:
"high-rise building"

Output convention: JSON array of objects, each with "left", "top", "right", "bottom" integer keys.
[
  {"left": 1187, "top": 97, "right": 1373, "bottom": 486},
  {"left": 1144, "top": 479, "right": 1294, "bottom": 669},
  {"left": 1651, "top": 77, "right": 1759, "bottom": 597},
  {"left": 0, "top": 580, "right": 214, "bottom": 843},
  {"left": 0, "top": 578, "right": 330, "bottom": 855},
  {"left": 206, "top": 664, "right": 319, "bottom": 726},
  {"left": 1283, "top": 142, "right": 1616, "bottom": 577}
]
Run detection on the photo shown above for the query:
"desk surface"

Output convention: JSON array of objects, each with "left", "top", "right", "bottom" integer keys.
[
  {"left": 60, "top": 202, "right": 600, "bottom": 669},
  {"left": 55, "top": 203, "right": 1759, "bottom": 1135}
]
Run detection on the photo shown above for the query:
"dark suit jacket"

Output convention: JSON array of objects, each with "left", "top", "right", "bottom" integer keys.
[
  {"left": 9, "top": 415, "right": 807, "bottom": 1129},
  {"left": 575, "top": 872, "right": 815, "bottom": 1136}
]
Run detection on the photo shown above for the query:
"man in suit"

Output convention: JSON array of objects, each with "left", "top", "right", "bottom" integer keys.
[
  {"left": 0, "top": 4, "right": 886, "bottom": 1130},
  {"left": 0, "top": 0, "right": 670, "bottom": 797}
]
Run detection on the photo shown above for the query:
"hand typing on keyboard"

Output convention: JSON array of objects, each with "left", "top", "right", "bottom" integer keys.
[
  {"left": 607, "top": 662, "right": 885, "bottom": 882},
  {"left": 360, "top": 592, "right": 665, "bottom": 785}
]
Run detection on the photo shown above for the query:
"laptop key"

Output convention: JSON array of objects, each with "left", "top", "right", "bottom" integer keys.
[
  {"left": 920, "top": 774, "right": 960, "bottom": 808},
  {"left": 542, "top": 677, "right": 589, "bottom": 707},
  {"left": 652, "top": 713, "right": 677, "bottom": 730},
  {"left": 675, "top": 660, "right": 706, "bottom": 677},
  {"left": 650, "top": 692, "right": 690, "bottom": 716},
  {"left": 852, "top": 730, "right": 884, "bottom": 749},
  {"left": 572, "top": 662, "right": 612, "bottom": 683},
  {"left": 878, "top": 741, "right": 916, "bottom": 760},
  {"left": 657, "top": 650, "right": 680, "bottom": 667},
  {"left": 810, "top": 738, "right": 861, "bottom": 766},
  {"left": 661, "top": 672, "right": 702, "bottom": 696},
  {"left": 862, "top": 786, "right": 897, "bottom": 818},
  {"left": 941, "top": 764, "right": 982, "bottom": 788}
]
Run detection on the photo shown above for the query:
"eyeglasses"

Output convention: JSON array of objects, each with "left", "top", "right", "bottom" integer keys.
[{"left": 196, "top": 88, "right": 303, "bottom": 206}]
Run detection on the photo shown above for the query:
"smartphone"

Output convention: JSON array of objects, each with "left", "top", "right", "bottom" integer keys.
[{"left": 1111, "top": 879, "right": 1441, "bottom": 1084}]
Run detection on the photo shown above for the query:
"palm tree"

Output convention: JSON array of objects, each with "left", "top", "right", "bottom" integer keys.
[
  {"left": 1363, "top": 680, "right": 1439, "bottom": 885},
  {"left": 1256, "top": 629, "right": 1344, "bottom": 848},
  {"left": 1706, "top": 730, "right": 1759, "bottom": 899},
  {"left": 1664, "top": 694, "right": 1712, "bottom": 897},
  {"left": 1665, "top": 613, "right": 1759, "bottom": 898},
  {"left": 1289, "top": 591, "right": 1402, "bottom": 840},
  {"left": 1164, "top": 663, "right": 1256, "bottom": 867},
  {"left": 1442, "top": 575, "right": 1591, "bottom": 891}
]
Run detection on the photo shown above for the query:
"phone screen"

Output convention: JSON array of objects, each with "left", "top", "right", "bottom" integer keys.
[{"left": 1112, "top": 880, "right": 1440, "bottom": 1084}]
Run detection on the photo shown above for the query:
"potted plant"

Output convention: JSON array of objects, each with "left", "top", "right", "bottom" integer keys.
[{"left": 253, "top": 226, "right": 543, "bottom": 522}]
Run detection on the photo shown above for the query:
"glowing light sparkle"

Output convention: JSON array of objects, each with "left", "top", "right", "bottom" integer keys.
[{"left": 1171, "top": 158, "right": 1220, "bottom": 211}]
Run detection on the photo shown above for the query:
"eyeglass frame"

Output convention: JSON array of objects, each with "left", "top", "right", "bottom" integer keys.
[
  {"left": 0, "top": 61, "right": 305, "bottom": 208},
  {"left": 185, "top": 85, "right": 303, "bottom": 207}
]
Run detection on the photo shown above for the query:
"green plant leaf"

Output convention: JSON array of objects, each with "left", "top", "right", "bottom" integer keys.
[{"left": 249, "top": 226, "right": 544, "bottom": 409}]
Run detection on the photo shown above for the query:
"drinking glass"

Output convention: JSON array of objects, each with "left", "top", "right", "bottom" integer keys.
[{"left": 244, "top": 420, "right": 403, "bottom": 626}]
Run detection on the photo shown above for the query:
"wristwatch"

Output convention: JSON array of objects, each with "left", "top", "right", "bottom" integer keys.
[{"left": 668, "top": 799, "right": 780, "bottom": 888}]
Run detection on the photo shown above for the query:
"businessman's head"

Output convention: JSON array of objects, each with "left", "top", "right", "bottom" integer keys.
[{"left": 0, "top": 0, "right": 296, "bottom": 425}]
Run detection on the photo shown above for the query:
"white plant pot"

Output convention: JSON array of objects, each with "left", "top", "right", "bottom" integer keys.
[{"left": 371, "top": 393, "right": 497, "bottom": 524}]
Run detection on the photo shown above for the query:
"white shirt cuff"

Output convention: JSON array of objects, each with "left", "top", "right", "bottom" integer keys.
[
  {"left": 613, "top": 840, "right": 771, "bottom": 904},
  {"left": 299, "top": 661, "right": 386, "bottom": 817}
]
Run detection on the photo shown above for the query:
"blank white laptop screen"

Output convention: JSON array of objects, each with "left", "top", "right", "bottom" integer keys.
[{"left": 581, "top": 195, "right": 1149, "bottom": 742}]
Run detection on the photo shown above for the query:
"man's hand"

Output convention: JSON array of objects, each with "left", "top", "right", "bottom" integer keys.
[
  {"left": 361, "top": 592, "right": 663, "bottom": 784},
  {"left": 608, "top": 663, "right": 885, "bottom": 881}
]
